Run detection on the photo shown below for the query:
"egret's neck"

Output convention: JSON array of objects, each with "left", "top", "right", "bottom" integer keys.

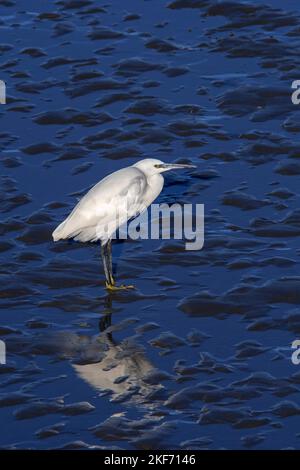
[{"left": 144, "top": 173, "right": 164, "bottom": 206}]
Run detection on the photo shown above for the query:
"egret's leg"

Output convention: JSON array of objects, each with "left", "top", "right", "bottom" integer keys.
[
  {"left": 106, "top": 239, "right": 115, "bottom": 286},
  {"left": 101, "top": 242, "right": 113, "bottom": 287},
  {"left": 102, "top": 241, "right": 134, "bottom": 291}
]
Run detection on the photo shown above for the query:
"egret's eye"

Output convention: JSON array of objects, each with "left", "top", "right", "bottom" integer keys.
[{"left": 154, "top": 164, "right": 162, "bottom": 168}]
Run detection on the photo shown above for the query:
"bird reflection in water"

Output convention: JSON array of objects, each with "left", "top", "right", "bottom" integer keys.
[{"left": 73, "top": 295, "right": 163, "bottom": 406}]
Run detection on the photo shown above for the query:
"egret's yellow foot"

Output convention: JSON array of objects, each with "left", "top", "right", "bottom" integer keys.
[{"left": 105, "top": 282, "right": 135, "bottom": 291}]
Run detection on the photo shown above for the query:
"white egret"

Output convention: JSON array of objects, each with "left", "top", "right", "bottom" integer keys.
[{"left": 52, "top": 158, "right": 195, "bottom": 290}]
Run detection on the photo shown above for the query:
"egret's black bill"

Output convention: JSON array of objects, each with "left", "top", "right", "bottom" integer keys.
[{"left": 155, "top": 163, "right": 196, "bottom": 170}]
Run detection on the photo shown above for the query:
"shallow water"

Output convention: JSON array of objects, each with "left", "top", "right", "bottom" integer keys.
[{"left": 0, "top": 0, "right": 300, "bottom": 450}]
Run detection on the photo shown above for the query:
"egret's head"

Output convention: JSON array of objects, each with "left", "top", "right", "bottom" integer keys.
[{"left": 133, "top": 158, "right": 196, "bottom": 176}]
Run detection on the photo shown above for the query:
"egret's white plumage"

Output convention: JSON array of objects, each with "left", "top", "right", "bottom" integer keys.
[{"left": 52, "top": 158, "right": 195, "bottom": 289}]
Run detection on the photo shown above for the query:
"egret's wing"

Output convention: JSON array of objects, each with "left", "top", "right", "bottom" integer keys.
[{"left": 53, "top": 166, "right": 147, "bottom": 242}]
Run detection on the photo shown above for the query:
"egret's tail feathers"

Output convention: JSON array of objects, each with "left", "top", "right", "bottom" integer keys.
[
  {"left": 73, "top": 227, "right": 99, "bottom": 243},
  {"left": 52, "top": 220, "right": 70, "bottom": 241},
  {"left": 52, "top": 219, "right": 100, "bottom": 243}
]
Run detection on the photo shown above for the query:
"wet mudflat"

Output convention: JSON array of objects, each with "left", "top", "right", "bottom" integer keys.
[{"left": 0, "top": 0, "right": 300, "bottom": 449}]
